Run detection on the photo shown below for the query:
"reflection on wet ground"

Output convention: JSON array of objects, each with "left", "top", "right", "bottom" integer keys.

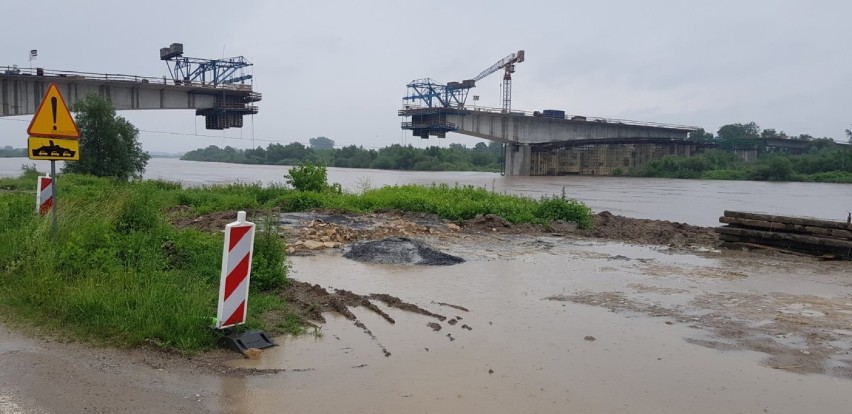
[{"left": 225, "top": 237, "right": 852, "bottom": 413}]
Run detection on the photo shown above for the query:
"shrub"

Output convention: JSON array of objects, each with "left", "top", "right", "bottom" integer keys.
[
  {"left": 249, "top": 213, "right": 288, "bottom": 291},
  {"left": 284, "top": 161, "right": 329, "bottom": 192},
  {"left": 537, "top": 197, "right": 593, "bottom": 229}
]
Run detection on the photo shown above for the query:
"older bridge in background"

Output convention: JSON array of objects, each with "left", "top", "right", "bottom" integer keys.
[{"left": 1, "top": 65, "right": 260, "bottom": 130}]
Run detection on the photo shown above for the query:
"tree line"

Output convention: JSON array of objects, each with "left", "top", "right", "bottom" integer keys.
[
  {"left": 0, "top": 146, "right": 26, "bottom": 157},
  {"left": 615, "top": 121, "right": 851, "bottom": 183},
  {"left": 181, "top": 139, "right": 506, "bottom": 172},
  {"left": 687, "top": 121, "right": 843, "bottom": 148}
]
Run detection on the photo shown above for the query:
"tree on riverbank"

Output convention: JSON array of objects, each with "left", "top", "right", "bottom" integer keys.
[
  {"left": 0, "top": 146, "right": 25, "bottom": 157},
  {"left": 63, "top": 96, "right": 150, "bottom": 180},
  {"left": 181, "top": 141, "right": 505, "bottom": 172},
  {"left": 626, "top": 147, "right": 852, "bottom": 183}
]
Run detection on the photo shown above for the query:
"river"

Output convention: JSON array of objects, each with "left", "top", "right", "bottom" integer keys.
[
  {"left": 2, "top": 157, "right": 849, "bottom": 226},
  {"left": 2, "top": 157, "right": 851, "bottom": 413}
]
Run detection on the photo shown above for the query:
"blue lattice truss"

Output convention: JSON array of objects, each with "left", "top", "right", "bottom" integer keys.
[
  {"left": 403, "top": 78, "right": 474, "bottom": 109},
  {"left": 165, "top": 56, "right": 253, "bottom": 86},
  {"left": 400, "top": 78, "right": 477, "bottom": 138}
]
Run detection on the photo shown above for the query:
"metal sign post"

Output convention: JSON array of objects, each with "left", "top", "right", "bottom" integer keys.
[{"left": 50, "top": 161, "right": 58, "bottom": 237}]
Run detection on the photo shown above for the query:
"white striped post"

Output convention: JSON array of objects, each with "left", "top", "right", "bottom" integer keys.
[
  {"left": 36, "top": 176, "right": 53, "bottom": 216},
  {"left": 215, "top": 211, "right": 256, "bottom": 329}
]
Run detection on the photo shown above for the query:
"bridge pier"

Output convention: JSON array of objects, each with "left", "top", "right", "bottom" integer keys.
[{"left": 505, "top": 143, "right": 531, "bottom": 176}]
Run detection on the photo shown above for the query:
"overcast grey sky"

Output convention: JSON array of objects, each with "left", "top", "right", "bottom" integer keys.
[{"left": 2, "top": 0, "right": 851, "bottom": 153}]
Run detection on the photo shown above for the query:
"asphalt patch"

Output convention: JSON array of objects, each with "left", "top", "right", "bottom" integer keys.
[{"left": 343, "top": 237, "right": 465, "bottom": 266}]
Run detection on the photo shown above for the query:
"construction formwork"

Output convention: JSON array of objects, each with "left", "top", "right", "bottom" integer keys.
[{"left": 530, "top": 139, "right": 702, "bottom": 176}]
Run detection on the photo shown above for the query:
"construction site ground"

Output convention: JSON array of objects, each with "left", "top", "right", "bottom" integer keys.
[{"left": 2, "top": 209, "right": 850, "bottom": 413}]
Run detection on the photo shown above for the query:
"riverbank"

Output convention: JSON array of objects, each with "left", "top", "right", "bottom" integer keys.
[{"left": 0, "top": 170, "right": 593, "bottom": 354}]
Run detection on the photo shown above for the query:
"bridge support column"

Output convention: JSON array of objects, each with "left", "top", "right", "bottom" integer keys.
[{"left": 505, "top": 143, "right": 531, "bottom": 176}]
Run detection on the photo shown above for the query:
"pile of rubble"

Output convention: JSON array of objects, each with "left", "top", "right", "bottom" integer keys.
[{"left": 287, "top": 218, "right": 458, "bottom": 254}]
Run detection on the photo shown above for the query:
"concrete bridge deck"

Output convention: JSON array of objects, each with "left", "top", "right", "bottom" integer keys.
[
  {"left": 399, "top": 105, "right": 697, "bottom": 175},
  {"left": 1, "top": 67, "right": 260, "bottom": 129}
]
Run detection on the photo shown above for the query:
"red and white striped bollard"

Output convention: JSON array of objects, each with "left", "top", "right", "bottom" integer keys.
[
  {"left": 36, "top": 176, "right": 53, "bottom": 216},
  {"left": 215, "top": 211, "right": 256, "bottom": 329}
]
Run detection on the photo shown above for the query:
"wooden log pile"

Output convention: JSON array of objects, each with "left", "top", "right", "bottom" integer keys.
[{"left": 715, "top": 210, "right": 852, "bottom": 260}]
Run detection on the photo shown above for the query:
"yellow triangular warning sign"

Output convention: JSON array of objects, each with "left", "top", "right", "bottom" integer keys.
[{"left": 27, "top": 84, "right": 80, "bottom": 139}]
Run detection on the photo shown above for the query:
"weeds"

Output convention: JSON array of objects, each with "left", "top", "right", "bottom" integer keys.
[
  {"left": 0, "top": 174, "right": 288, "bottom": 353},
  {"left": 0, "top": 167, "right": 593, "bottom": 353}
]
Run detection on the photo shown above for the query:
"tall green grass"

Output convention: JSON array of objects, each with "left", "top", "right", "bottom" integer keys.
[
  {"left": 0, "top": 172, "right": 592, "bottom": 352},
  {"left": 274, "top": 183, "right": 593, "bottom": 228},
  {"left": 0, "top": 176, "right": 287, "bottom": 352}
]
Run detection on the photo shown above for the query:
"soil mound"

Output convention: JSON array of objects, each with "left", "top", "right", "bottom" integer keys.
[
  {"left": 580, "top": 211, "right": 717, "bottom": 248},
  {"left": 343, "top": 237, "right": 465, "bottom": 266}
]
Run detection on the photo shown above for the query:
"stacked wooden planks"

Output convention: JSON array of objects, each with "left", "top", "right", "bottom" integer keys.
[{"left": 715, "top": 210, "right": 852, "bottom": 259}]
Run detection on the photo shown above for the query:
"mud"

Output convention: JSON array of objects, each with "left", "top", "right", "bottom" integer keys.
[
  {"left": 276, "top": 280, "right": 449, "bottom": 326},
  {"left": 578, "top": 210, "right": 719, "bottom": 248},
  {"left": 551, "top": 287, "right": 852, "bottom": 378},
  {"left": 169, "top": 207, "right": 272, "bottom": 233},
  {"left": 170, "top": 205, "right": 723, "bottom": 257},
  {"left": 434, "top": 301, "right": 470, "bottom": 312},
  {"left": 7, "top": 205, "right": 850, "bottom": 413},
  {"left": 369, "top": 293, "right": 447, "bottom": 321},
  {"left": 272, "top": 280, "right": 454, "bottom": 359}
]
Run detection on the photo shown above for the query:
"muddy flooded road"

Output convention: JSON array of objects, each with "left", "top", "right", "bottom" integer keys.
[
  {"left": 1, "top": 227, "right": 850, "bottom": 413},
  {"left": 220, "top": 234, "right": 852, "bottom": 414}
]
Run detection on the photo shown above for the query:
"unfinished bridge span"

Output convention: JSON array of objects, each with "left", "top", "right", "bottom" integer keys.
[
  {"left": 0, "top": 67, "right": 260, "bottom": 130},
  {"left": 399, "top": 49, "right": 698, "bottom": 176},
  {"left": 399, "top": 105, "right": 697, "bottom": 176},
  {"left": 3, "top": 44, "right": 260, "bottom": 130}
]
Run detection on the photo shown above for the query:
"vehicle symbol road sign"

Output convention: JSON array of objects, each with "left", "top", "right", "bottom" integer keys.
[
  {"left": 28, "top": 137, "right": 79, "bottom": 161},
  {"left": 27, "top": 84, "right": 80, "bottom": 139}
]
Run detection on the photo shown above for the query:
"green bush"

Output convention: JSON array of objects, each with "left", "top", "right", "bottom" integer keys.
[
  {"left": 284, "top": 161, "right": 329, "bottom": 192},
  {"left": 249, "top": 214, "right": 288, "bottom": 291},
  {"left": 277, "top": 191, "right": 327, "bottom": 211},
  {"left": 700, "top": 169, "right": 749, "bottom": 180},
  {"left": 536, "top": 197, "right": 593, "bottom": 229}
]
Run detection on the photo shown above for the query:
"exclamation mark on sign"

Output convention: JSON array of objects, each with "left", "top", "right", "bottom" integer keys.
[{"left": 50, "top": 97, "right": 58, "bottom": 131}]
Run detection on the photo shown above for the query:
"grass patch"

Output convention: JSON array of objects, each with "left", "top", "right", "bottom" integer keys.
[
  {"left": 274, "top": 183, "right": 593, "bottom": 228},
  {"left": 0, "top": 175, "right": 288, "bottom": 352},
  {"left": 0, "top": 170, "right": 592, "bottom": 353}
]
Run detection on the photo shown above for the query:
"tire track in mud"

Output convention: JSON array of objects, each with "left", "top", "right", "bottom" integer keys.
[{"left": 277, "top": 280, "right": 469, "bottom": 357}]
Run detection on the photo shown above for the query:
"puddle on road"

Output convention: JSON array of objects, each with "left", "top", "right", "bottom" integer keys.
[{"left": 225, "top": 240, "right": 852, "bottom": 413}]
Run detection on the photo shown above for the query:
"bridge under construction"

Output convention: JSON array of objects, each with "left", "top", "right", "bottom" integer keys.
[
  {"left": 1, "top": 43, "right": 260, "bottom": 130},
  {"left": 399, "top": 50, "right": 698, "bottom": 176}
]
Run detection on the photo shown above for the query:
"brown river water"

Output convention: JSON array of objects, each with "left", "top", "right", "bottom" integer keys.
[
  {"left": 2, "top": 157, "right": 849, "bottom": 226},
  {"left": 1, "top": 157, "right": 851, "bottom": 413}
]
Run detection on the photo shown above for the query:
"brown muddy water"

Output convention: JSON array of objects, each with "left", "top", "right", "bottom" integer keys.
[
  {"left": 220, "top": 237, "right": 852, "bottom": 414},
  {"left": 2, "top": 157, "right": 850, "bottom": 226}
]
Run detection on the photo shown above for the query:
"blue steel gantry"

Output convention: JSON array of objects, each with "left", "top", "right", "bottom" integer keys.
[
  {"left": 159, "top": 43, "right": 260, "bottom": 130},
  {"left": 400, "top": 50, "right": 524, "bottom": 138},
  {"left": 159, "top": 43, "right": 253, "bottom": 86}
]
